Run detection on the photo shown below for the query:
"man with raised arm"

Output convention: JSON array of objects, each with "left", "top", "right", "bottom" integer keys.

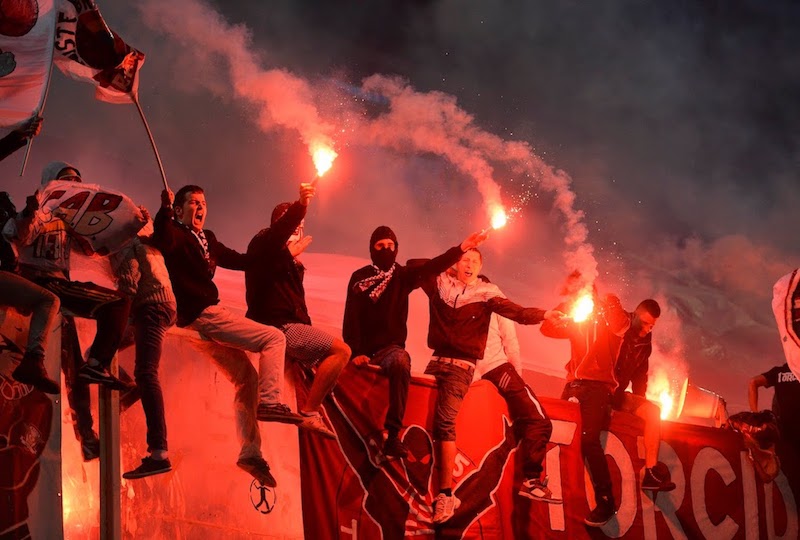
[
  {"left": 154, "top": 185, "right": 299, "bottom": 488},
  {"left": 342, "top": 225, "right": 488, "bottom": 458},
  {"left": 420, "top": 248, "right": 563, "bottom": 525}
]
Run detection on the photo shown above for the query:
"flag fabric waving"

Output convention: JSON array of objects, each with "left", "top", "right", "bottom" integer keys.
[
  {"left": 0, "top": 0, "right": 57, "bottom": 128},
  {"left": 53, "top": 0, "right": 145, "bottom": 104}
]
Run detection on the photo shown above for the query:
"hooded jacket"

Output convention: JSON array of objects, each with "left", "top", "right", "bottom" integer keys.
[
  {"left": 6, "top": 161, "right": 81, "bottom": 279},
  {"left": 245, "top": 201, "right": 310, "bottom": 327},
  {"left": 540, "top": 294, "right": 630, "bottom": 390},
  {"left": 613, "top": 321, "right": 652, "bottom": 401}
]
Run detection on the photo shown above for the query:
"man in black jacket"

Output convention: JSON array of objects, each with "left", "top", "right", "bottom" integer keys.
[
  {"left": 245, "top": 182, "right": 347, "bottom": 439},
  {"left": 154, "top": 185, "right": 300, "bottom": 488},
  {"left": 612, "top": 299, "right": 674, "bottom": 493},
  {"left": 420, "top": 248, "right": 564, "bottom": 524},
  {"left": 342, "top": 225, "right": 487, "bottom": 459}
]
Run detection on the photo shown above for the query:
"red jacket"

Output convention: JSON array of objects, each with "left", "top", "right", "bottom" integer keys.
[{"left": 540, "top": 294, "right": 630, "bottom": 390}]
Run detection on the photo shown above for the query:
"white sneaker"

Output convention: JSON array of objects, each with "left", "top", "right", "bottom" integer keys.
[
  {"left": 299, "top": 411, "right": 336, "bottom": 439},
  {"left": 432, "top": 492, "right": 460, "bottom": 524}
]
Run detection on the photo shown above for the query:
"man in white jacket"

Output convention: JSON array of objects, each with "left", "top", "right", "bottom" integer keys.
[{"left": 473, "top": 275, "right": 560, "bottom": 504}]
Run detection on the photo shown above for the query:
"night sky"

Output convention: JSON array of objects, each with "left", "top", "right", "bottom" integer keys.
[{"left": 2, "top": 0, "right": 799, "bottom": 412}]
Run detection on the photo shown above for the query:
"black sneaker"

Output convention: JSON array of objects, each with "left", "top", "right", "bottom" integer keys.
[
  {"left": 584, "top": 497, "right": 616, "bottom": 527},
  {"left": 236, "top": 456, "right": 277, "bottom": 488},
  {"left": 123, "top": 456, "right": 172, "bottom": 479},
  {"left": 12, "top": 354, "right": 60, "bottom": 394},
  {"left": 257, "top": 403, "right": 303, "bottom": 424},
  {"left": 78, "top": 363, "right": 135, "bottom": 391},
  {"left": 80, "top": 432, "right": 101, "bottom": 462},
  {"left": 642, "top": 466, "right": 676, "bottom": 492},
  {"left": 383, "top": 436, "right": 409, "bottom": 459}
]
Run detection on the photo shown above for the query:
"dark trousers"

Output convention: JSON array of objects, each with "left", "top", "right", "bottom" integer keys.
[
  {"left": 131, "top": 302, "right": 176, "bottom": 453},
  {"left": 562, "top": 379, "right": 614, "bottom": 505},
  {"left": 483, "top": 363, "right": 552, "bottom": 479},
  {"left": 60, "top": 316, "right": 93, "bottom": 439},
  {"left": 371, "top": 345, "right": 411, "bottom": 437},
  {"left": 35, "top": 276, "right": 132, "bottom": 443}
]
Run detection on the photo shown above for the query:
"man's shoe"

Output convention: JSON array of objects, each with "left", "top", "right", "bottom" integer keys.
[
  {"left": 78, "top": 362, "right": 135, "bottom": 391},
  {"left": 642, "top": 466, "right": 676, "bottom": 492},
  {"left": 257, "top": 403, "right": 303, "bottom": 424},
  {"left": 123, "top": 456, "right": 172, "bottom": 479},
  {"left": 298, "top": 411, "right": 336, "bottom": 439},
  {"left": 382, "top": 435, "right": 409, "bottom": 459},
  {"left": 584, "top": 497, "right": 616, "bottom": 527},
  {"left": 518, "top": 477, "right": 563, "bottom": 504},
  {"left": 80, "top": 432, "right": 100, "bottom": 462},
  {"left": 236, "top": 456, "right": 277, "bottom": 488},
  {"left": 12, "top": 354, "right": 60, "bottom": 394},
  {"left": 432, "top": 492, "right": 461, "bottom": 524}
]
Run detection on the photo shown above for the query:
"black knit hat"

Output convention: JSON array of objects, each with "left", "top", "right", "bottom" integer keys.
[{"left": 369, "top": 225, "right": 398, "bottom": 248}]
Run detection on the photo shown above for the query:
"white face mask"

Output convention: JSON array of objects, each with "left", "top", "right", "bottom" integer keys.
[{"left": 287, "top": 221, "right": 305, "bottom": 245}]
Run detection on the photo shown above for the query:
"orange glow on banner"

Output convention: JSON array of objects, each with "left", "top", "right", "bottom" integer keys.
[
  {"left": 658, "top": 390, "right": 674, "bottom": 420},
  {"left": 570, "top": 293, "right": 594, "bottom": 322},
  {"left": 647, "top": 371, "right": 680, "bottom": 420}
]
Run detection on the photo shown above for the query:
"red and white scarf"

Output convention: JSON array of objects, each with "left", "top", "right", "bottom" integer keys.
[{"left": 353, "top": 264, "right": 396, "bottom": 302}]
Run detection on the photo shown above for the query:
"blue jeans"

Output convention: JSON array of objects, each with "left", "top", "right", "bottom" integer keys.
[
  {"left": 371, "top": 345, "right": 411, "bottom": 436},
  {"left": 425, "top": 361, "right": 474, "bottom": 441},
  {"left": 132, "top": 302, "right": 177, "bottom": 453}
]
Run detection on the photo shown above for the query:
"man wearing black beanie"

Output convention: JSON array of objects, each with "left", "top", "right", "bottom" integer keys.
[{"left": 342, "top": 225, "right": 487, "bottom": 459}]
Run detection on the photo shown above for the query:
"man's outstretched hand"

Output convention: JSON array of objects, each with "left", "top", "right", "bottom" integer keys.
[{"left": 460, "top": 229, "right": 490, "bottom": 251}]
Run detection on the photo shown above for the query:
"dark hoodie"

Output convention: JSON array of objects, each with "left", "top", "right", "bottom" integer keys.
[
  {"left": 343, "top": 243, "right": 465, "bottom": 358},
  {"left": 245, "top": 201, "right": 310, "bottom": 327}
]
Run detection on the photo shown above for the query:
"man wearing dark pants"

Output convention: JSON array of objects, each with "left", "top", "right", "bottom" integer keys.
[
  {"left": 343, "top": 226, "right": 485, "bottom": 458},
  {"left": 541, "top": 272, "right": 629, "bottom": 527},
  {"left": 113, "top": 233, "right": 177, "bottom": 479},
  {"left": 6, "top": 163, "right": 136, "bottom": 460}
]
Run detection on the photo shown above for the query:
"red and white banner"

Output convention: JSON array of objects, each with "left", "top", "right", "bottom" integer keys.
[
  {"left": 40, "top": 179, "right": 145, "bottom": 255},
  {"left": 53, "top": 0, "right": 145, "bottom": 104},
  {"left": 0, "top": 309, "right": 61, "bottom": 540},
  {"left": 773, "top": 269, "right": 800, "bottom": 381},
  {"left": 301, "top": 364, "right": 800, "bottom": 539},
  {"left": 0, "top": 0, "right": 56, "bottom": 128}
]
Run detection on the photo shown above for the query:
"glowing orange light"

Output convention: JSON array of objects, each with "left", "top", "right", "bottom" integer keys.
[
  {"left": 658, "top": 390, "right": 674, "bottom": 420},
  {"left": 571, "top": 294, "right": 594, "bottom": 322},
  {"left": 490, "top": 208, "right": 508, "bottom": 230},
  {"left": 311, "top": 144, "right": 337, "bottom": 178}
]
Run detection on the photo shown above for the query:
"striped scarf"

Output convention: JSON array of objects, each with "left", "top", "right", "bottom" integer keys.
[{"left": 353, "top": 264, "right": 396, "bottom": 302}]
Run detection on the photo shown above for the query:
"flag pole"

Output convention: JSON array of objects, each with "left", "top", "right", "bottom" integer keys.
[
  {"left": 19, "top": 17, "right": 58, "bottom": 177},
  {"left": 131, "top": 93, "right": 169, "bottom": 191}
]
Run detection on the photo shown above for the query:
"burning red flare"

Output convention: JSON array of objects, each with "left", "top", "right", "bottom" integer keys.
[
  {"left": 570, "top": 293, "right": 594, "bottom": 322},
  {"left": 490, "top": 207, "right": 508, "bottom": 230},
  {"left": 311, "top": 143, "right": 337, "bottom": 178}
]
